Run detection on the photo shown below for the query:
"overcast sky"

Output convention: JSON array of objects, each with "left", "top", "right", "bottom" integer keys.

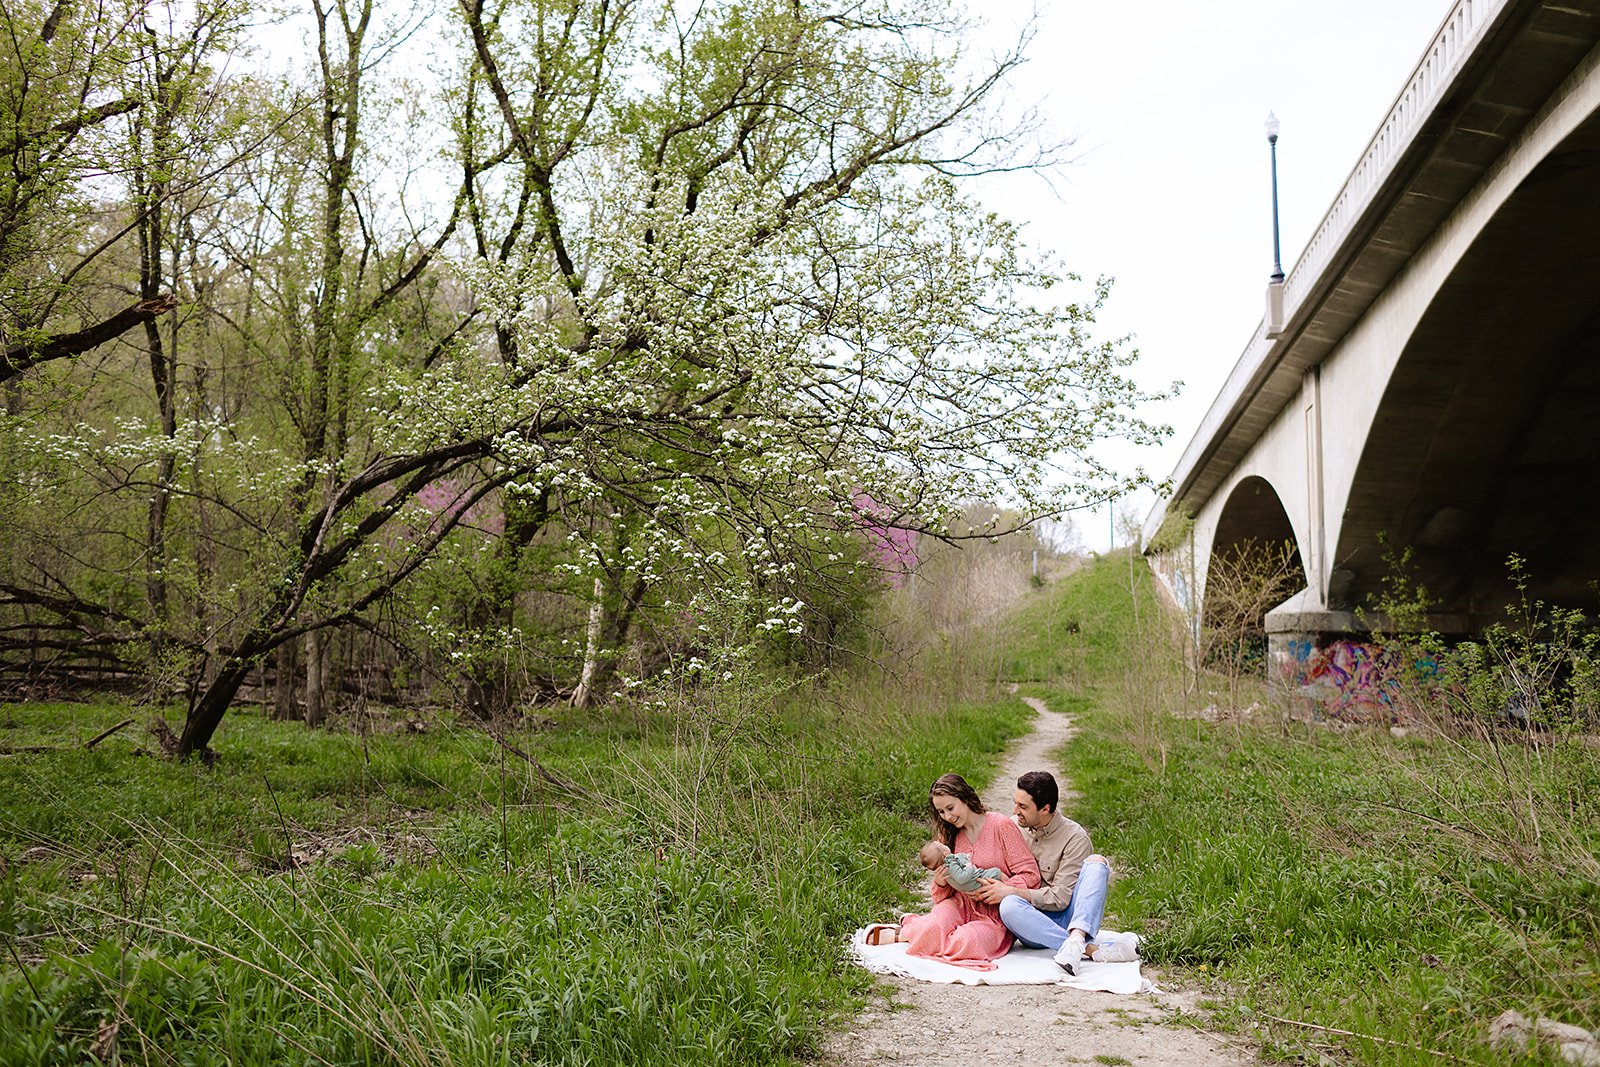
[{"left": 968, "top": 0, "right": 1459, "bottom": 549}]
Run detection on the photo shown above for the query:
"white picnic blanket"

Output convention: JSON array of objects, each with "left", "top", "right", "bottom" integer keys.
[{"left": 848, "top": 927, "right": 1151, "bottom": 993}]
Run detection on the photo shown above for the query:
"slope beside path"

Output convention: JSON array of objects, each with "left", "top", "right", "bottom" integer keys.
[{"left": 818, "top": 694, "right": 1253, "bottom": 1067}]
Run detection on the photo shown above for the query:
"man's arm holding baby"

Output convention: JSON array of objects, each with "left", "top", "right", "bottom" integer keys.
[{"left": 972, "top": 823, "right": 1091, "bottom": 907}]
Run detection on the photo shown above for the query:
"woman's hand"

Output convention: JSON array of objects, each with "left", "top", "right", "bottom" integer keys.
[{"left": 931, "top": 866, "right": 949, "bottom": 888}]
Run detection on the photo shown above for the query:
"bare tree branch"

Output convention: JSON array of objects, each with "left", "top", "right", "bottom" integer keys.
[{"left": 0, "top": 296, "right": 177, "bottom": 381}]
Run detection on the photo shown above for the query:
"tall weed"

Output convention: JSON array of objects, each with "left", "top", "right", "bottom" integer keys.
[{"left": 1359, "top": 550, "right": 1600, "bottom": 900}]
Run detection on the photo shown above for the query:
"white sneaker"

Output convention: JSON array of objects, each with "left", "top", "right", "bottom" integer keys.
[
  {"left": 1054, "top": 932, "right": 1086, "bottom": 974},
  {"left": 1089, "top": 932, "right": 1141, "bottom": 963}
]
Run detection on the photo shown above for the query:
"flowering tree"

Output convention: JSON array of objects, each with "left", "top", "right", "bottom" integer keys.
[
  {"left": 0, "top": 0, "right": 1171, "bottom": 755},
  {"left": 421, "top": 0, "right": 1171, "bottom": 706},
  {"left": 854, "top": 494, "right": 920, "bottom": 588}
]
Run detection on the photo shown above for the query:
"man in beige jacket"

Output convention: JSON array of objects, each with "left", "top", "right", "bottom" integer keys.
[{"left": 972, "top": 770, "right": 1113, "bottom": 973}]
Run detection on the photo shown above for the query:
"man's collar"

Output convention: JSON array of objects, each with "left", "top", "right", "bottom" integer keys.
[{"left": 1028, "top": 812, "right": 1062, "bottom": 837}]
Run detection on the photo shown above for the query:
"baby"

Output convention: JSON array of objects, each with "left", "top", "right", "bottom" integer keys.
[{"left": 918, "top": 840, "right": 1003, "bottom": 894}]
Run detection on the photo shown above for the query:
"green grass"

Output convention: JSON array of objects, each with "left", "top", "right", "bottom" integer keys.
[
  {"left": 0, "top": 686, "right": 1032, "bottom": 1065},
  {"left": 1003, "top": 552, "right": 1600, "bottom": 1066},
  {"left": 993, "top": 553, "right": 1152, "bottom": 681}
]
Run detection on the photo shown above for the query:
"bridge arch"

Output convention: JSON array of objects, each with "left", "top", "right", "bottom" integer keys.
[
  {"left": 1203, "top": 477, "right": 1308, "bottom": 654},
  {"left": 1331, "top": 109, "right": 1600, "bottom": 627}
]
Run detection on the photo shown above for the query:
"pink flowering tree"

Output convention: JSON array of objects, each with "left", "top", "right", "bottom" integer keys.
[{"left": 852, "top": 492, "right": 919, "bottom": 588}]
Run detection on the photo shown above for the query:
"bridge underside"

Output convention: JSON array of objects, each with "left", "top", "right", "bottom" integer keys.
[{"left": 1335, "top": 109, "right": 1600, "bottom": 628}]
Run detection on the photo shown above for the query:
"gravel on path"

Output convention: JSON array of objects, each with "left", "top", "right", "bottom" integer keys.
[{"left": 817, "top": 694, "right": 1253, "bottom": 1067}]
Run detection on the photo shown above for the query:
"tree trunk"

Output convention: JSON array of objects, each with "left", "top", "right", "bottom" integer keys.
[
  {"left": 464, "top": 487, "right": 547, "bottom": 717},
  {"left": 571, "top": 577, "right": 605, "bottom": 709},
  {"left": 140, "top": 240, "right": 175, "bottom": 663},
  {"left": 578, "top": 574, "right": 647, "bottom": 708},
  {"left": 273, "top": 642, "right": 300, "bottom": 721},
  {"left": 181, "top": 664, "right": 246, "bottom": 756},
  {"left": 138, "top": 51, "right": 180, "bottom": 667},
  {"left": 304, "top": 629, "right": 326, "bottom": 727},
  {"left": 181, "top": 635, "right": 271, "bottom": 756}
]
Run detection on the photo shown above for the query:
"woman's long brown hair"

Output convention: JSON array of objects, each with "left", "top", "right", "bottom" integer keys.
[{"left": 928, "top": 773, "right": 985, "bottom": 849}]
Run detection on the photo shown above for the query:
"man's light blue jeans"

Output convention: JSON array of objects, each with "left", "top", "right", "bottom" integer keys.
[{"left": 998, "top": 855, "right": 1110, "bottom": 950}]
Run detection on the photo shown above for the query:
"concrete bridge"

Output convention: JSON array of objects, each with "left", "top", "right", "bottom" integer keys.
[{"left": 1144, "top": 0, "right": 1600, "bottom": 656}]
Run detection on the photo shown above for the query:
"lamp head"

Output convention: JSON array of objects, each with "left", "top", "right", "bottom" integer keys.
[{"left": 1265, "top": 110, "right": 1281, "bottom": 144}]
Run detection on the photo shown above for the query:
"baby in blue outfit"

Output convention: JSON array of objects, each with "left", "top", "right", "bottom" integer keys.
[{"left": 918, "top": 840, "right": 1002, "bottom": 894}]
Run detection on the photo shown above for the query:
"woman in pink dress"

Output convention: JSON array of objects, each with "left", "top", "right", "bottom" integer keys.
[{"left": 866, "top": 773, "right": 1041, "bottom": 969}]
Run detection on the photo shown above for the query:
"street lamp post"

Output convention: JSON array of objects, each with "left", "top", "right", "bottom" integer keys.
[
  {"left": 1264, "top": 111, "right": 1286, "bottom": 337},
  {"left": 1266, "top": 111, "right": 1284, "bottom": 284}
]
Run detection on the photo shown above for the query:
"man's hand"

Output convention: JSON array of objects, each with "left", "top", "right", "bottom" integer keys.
[{"left": 972, "top": 878, "right": 1018, "bottom": 905}]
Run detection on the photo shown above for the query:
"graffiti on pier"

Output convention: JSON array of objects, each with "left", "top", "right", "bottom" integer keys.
[{"left": 1276, "top": 637, "right": 1435, "bottom": 721}]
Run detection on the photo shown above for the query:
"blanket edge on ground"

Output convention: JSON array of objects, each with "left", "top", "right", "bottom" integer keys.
[{"left": 847, "top": 927, "right": 1149, "bottom": 993}]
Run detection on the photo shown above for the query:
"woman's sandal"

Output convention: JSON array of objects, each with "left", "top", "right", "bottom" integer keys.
[{"left": 863, "top": 923, "right": 900, "bottom": 946}]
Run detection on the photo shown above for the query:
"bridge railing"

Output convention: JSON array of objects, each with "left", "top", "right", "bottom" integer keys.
[{"left": 1282, "top": 0, "right": 1504, "bottom": 312}]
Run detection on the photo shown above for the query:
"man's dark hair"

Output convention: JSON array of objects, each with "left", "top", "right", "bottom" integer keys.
[{"left": 1017, "top": 770, "right": 1058, "bottom": 815}]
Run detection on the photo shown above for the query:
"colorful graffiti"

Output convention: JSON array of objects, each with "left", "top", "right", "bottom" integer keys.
[{"left": 1275, "top": 637, "right": 1436, "bottom": 721}]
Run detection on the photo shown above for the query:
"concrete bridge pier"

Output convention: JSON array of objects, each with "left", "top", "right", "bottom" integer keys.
[
  {"left": 1262, "top": 588, "right": 1365, "bottom": 687},
  {"left": 1262, "top": 585, "right": 1470, "bottom": 702}
]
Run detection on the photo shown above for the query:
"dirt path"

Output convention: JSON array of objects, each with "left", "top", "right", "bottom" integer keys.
[{"left": 818, "top": 694, "right": 1252, "bottom": 1067}]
